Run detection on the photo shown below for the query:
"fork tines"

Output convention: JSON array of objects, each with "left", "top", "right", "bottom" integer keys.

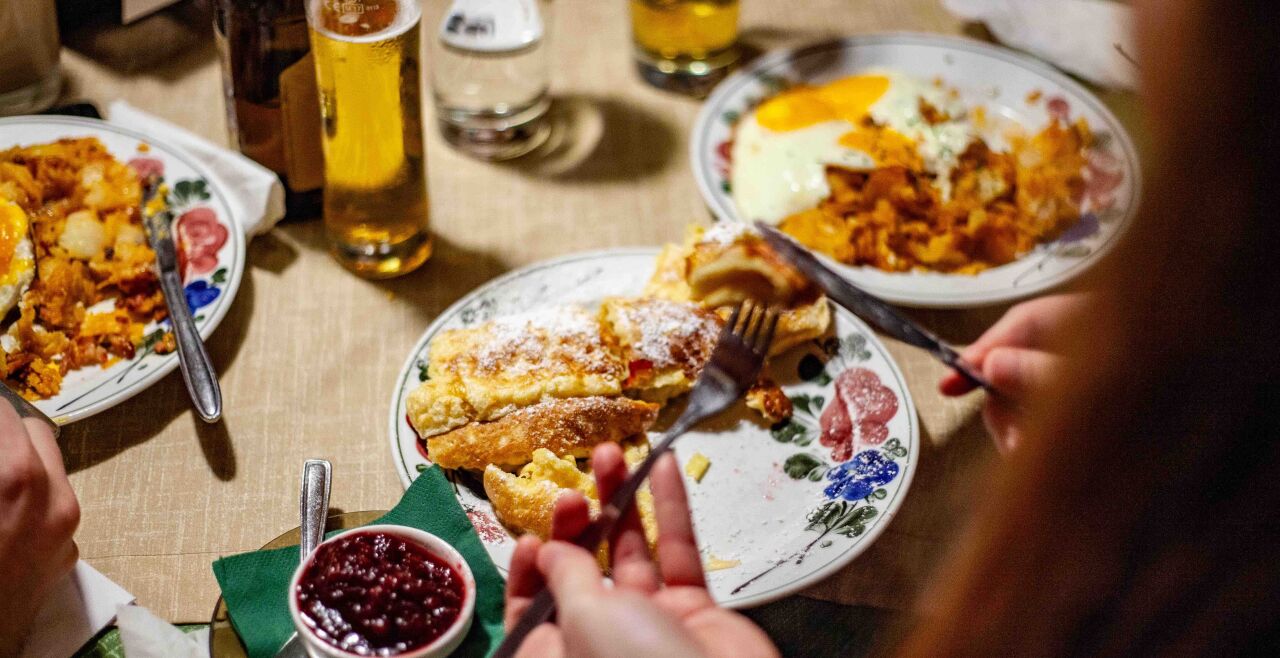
[{"left": 727, "top": 299, "right": 780, "bottom": 357}]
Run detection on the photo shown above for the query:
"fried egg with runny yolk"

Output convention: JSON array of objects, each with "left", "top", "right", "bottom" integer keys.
[
  {"left": 0, "top": 199, "right": 35, "bottom": 319},
  {"left": 731, "top": 69, "right": 976, "bottom": 224}
]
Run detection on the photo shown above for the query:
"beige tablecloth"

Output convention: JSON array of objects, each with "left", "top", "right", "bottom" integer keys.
[{"left": 57, "top": 0, "right": 1137, "bottom": 623}]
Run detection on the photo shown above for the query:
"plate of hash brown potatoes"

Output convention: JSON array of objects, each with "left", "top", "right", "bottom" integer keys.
[
  {"left": 691, "top": 33, "right": 1141, "bottom": 307},
  {"left": 0, "top": 116, "right": 244, "bottom": 423},
  {"left": 390, "top": 224, "right": 919, "bottom": 607}
]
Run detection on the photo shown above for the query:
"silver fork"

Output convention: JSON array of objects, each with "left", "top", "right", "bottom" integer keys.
[{"left": 493, "top": 300, "right": 780, "bottom": 658}]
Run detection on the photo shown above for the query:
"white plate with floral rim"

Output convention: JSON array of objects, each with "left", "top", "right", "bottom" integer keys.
[
  {"left": 388, "top": 248, "right": 919, "bottom": 608},
  {"left": 0, "top": 116, "right": 245, "bottom": 424},
  {"left": 691, "top": 33, "right": 1141, "bottom": 308}
]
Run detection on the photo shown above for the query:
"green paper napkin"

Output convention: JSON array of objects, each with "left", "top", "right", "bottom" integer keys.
[{"left": 212, "top": 466, "right": 505, "bottom": 658}]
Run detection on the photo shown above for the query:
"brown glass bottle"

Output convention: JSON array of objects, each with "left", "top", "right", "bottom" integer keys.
[{"left": 213, "top": 0, "right": 324, "bottom": 219}]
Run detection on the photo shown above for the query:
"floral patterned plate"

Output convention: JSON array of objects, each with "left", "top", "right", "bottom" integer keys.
[
  {"left": 691, "top": 33, "right": 1141, "bottom": 308},
  {"left": 388, "top": 249, "right": 919, "bottom": 608},
  {"left": 0, "top": 116, "right": 245, "bottom": 424}
]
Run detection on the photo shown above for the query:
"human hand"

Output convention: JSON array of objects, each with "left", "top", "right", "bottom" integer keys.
[
  {"left": 0, "top": 401, "right": 79, "bottom": 657},
  {"left": 504, "top": 443, "right": 780, "bottom": 658},
  {"left": 940, "top": 293, "right": 1087, "bottom": 453}
]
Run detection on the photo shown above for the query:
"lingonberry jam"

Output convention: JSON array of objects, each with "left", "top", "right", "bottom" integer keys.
[{"left": 295, "top": 531, "right": 465, "bottom": 656}]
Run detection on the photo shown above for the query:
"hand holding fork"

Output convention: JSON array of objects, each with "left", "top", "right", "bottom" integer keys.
[{"left": 494, "top": 300, "right": 780, "bottom": 658}]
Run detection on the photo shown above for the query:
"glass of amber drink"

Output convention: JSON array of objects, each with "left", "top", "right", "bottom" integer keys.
[
  {"left": 306, "top": 0, "right": 432, "bottom": 278},
  {"left": 629, "top": 0, "right": 740, "bottom": 96}
]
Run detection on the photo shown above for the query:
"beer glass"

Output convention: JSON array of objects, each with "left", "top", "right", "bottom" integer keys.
[
  {"left": 0, "top": 0, "right": 61, "bottom": 116},
  {"left": 629, "top": 0, "right": 740, "bottom": 96},
  {"left": 306, "top": 0, "right": 432, "bottom": 278}
]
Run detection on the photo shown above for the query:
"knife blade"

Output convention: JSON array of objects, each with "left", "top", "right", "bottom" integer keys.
[
  {"left": 756, "top": 222, "right": 996, "bottom": 392},
  {"left": 142, "top": 179, "right": 223, "bottom": 423}
]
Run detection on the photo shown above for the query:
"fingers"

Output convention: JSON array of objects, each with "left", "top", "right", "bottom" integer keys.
[
  {"left": 983, "top": 347, "right": 1065, "bottom": 399},
  {"left": 22, "top": 418, "right": 65, "bottom": 481},
  {"left": 591, "top": 443, "right": 659, "bottom": 593},
  {"left": 24, "top": 418, "right": 73, "bottom": 505},
  {"left": 980, "top": 347, "right": 1065, "bottom": 453},
  {"left": 20, "top": 417, "right": 80, "bottom": 539},
  {"left": 550, "top": 492, "right": 591, "bottom": 542},
  {"left": 537, "top": 541, "right": 606, "bottom": 612},
  {"left": 512, "top": 624, "right": 564, "bottom": 658},
  {"left": 983, "top": 398, "right": 1023, "bottom": 454},
  {"left": 0, "top": 402, "right": 48, "bottom": 511},
  {"left": 649, "top": 453, "right": 705, "bottom": 588},
  {"left": 0, "top": 398, "right": 32, "bottom": 458},
  {"left": 940, "top": 294, "right": 1086, "bottom": 397},
  {"left": 505, "top": 535, "right": 546, "bottom": 629},
  {"left": 939, "top": 368, "right": 980, "bottom": 397}
]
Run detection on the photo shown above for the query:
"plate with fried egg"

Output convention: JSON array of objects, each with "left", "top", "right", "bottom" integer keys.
[
  {"left": 0, "top": 116, "right": 245, "bottom": 423},
  {"left": 389, "top": 226, "right": 920, "bottom": 608},
  {"left": 691, "top": 33, "right": 1141, "bottom": 307}
]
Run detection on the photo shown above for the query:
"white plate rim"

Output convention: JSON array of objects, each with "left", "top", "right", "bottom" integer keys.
[
  {"left": 386, "top": 247, "right": 920, "bottom": 608},
  {"left": 690, "top": 32, "right": 1143, "bottom": 308},
  {"left": 0, "top": 115, "right": 247, "bottom": 424}
]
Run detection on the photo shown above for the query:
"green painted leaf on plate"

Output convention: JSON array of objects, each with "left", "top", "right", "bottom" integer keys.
[{"left": 783, "top": 453, "right": 826, "bottom": 480}]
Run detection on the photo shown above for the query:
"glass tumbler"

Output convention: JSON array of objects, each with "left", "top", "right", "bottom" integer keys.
[
  {"left": 629, "top": 0, "right": 739, "bottom": 96},
  {"left": 0, "top": 0, "right": 62, "bottom": 116}
]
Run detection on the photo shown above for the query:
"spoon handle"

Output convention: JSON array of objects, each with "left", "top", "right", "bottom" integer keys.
[{"left": 299, "top": 459, "right": 332, "bottom": 561}]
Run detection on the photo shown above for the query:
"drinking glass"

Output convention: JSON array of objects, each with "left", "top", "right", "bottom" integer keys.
[
  {"left": 0, "top": 0, "right": 61, "bottom": 116},
  {"left": 629, "top": 0, "right": 739, "bottom": 96},
  {"left": 306, "top": 0, "right": 432, "bottom": 278}
]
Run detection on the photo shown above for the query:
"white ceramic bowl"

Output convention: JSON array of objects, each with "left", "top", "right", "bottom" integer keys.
[{"left": 288, "top": 525, "right": 476, "bottom": 658}]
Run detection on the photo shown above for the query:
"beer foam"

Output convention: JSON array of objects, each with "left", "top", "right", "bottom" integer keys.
[{"left": 307, "top": 0, "right": 422, "bottom": 43}]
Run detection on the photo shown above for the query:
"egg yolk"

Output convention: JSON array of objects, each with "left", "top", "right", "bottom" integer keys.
[
  {"left": 838, "top": 124, "right": 923, "bottom": 169},
  {"left": 0, "top": 200, "right": 29, "bottom": 278},
  {"left": 754, "top": 74, "right": 890, "bottom": 132}
]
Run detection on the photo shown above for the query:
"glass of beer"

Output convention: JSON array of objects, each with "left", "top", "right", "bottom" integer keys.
[
  {"left": 629, "top": 0, "right": 740, "bottom": 96},
  {"left": 306, "top": 0, "right": 432, "bottom": 278}
]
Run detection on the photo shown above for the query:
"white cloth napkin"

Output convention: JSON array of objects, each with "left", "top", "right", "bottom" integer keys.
[
  {"left": 106, "top": 100, "right": 286, "bottom": 237},
  {"left": 117, "top": 604, "right": 210, "bottom": 658},
  {"left": 19, "top": 561, "right": 134, "bottom": 658},
  {"left": 943, "top": 0, "right": 1137, "bottom": 89}
]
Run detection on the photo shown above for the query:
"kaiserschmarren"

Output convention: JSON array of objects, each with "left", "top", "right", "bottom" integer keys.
[
  {"left": 407, "top": 305, "right": 625, "bottom": 438},
  {"left": 645, "top": 223, "right": 831, "bottom": 355},
  {"left": 407, "top": 227, "right": 836, "bottom": 552},
  {"left": 427, "top": 396, "right": 659, "bottom": 470}
]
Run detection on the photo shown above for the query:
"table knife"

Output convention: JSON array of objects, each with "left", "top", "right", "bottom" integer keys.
[
  {"left": 141, "top": 181, "right": 222, "bottom": 422},
  {"left": 756, "top": 222, "right": 996, "bottom": 392}
]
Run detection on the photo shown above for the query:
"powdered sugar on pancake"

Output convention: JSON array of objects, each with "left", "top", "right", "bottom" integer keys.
[
  {"left": 471, "top": 306, "right": 618, "bottom": 376},
  {"left": 607, "top": 298, "right": 721, "bottom": 376},
  {"left": 701, "top": 221, "right": 755, "bottom": 247}
]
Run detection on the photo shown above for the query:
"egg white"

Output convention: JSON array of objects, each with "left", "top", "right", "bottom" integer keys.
[
  {"left": 865, "top": 70, "right": 977, "bottom": 199},
  {"left": 731, "top": 115, "right": 875, "bottom": 224},
  {"left": 731, "top": 69, "right": 981, "bottom": 224}
]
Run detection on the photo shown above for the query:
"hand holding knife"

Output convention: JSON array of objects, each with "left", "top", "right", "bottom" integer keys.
[{"left": 755, "top": 222, "right": 997, "bottom": 394}]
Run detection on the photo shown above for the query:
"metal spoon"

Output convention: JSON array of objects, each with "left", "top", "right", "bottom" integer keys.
[{"left": 276, "top": 459, "right": 332, "bottom": 658}]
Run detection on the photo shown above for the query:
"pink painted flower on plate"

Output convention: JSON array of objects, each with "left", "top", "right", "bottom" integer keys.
[
  {"left": 127, "top": 157, "right": 164, "bottom": 179},
  {"left": 175, "top": 207, "right": 228, "bottom": 280}
]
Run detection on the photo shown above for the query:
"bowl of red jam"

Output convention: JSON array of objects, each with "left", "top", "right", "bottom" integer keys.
[{"left": 288, "top": 525, "right": 475, "bottom": 658}]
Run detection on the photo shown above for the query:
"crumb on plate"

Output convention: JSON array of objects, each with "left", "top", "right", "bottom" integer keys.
[{"left": 685, "top": 452, "right": 711, "bottom": 482}]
